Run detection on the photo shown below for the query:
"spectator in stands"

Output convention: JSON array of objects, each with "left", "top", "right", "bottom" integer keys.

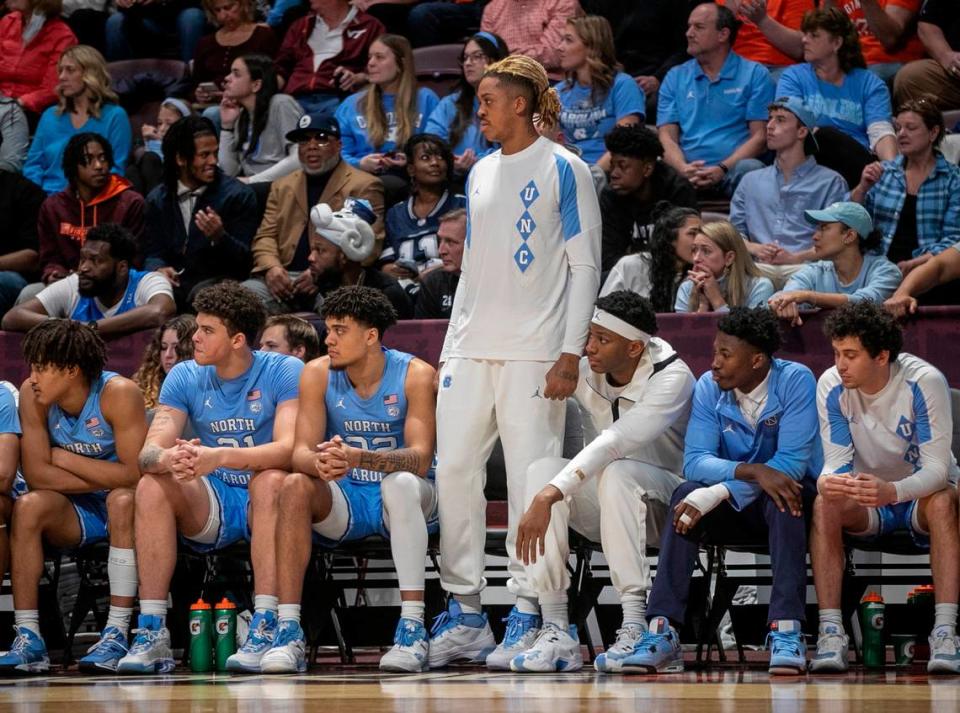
[
  {"left": 258, "top": 314, "right": 321, "bottom": 361},
  {"left": 0, "top": 98, "right": 30, "bottom": 174},
  {"left": 23, "top": 45, "right": 131, "bottom": 196},
  {"left": 381, "top": 134, "right": 465, "bottom": 282},
  {"left": 623, "top": 307, "right": 820, "bottom": 676},
  {"left": 424, "top": 32, "right": 509, "bottom": 177},
  {"left": 850, "top": 98, "right": 960, "bottom": 288},
  {"left": 275, "top": 0, "right": 384, "bottom": 119},
  {"left": 824, "top": 0, "right": 925, "bottom": 84},
  {"left": 731, "top": 97, "right": 847, "bottom": 273},
  {"left": 61, "top": 0, "right": 107, "bottom": 49},
  {"left": 218, "top": 54, "right": 304, "bottom": 184},
  {"left": 335, "top": 34, "right": 438, "bottom": 203},
  {"left": 717, "top": 0, "right": 810, "bottom": 78},
  {"left": 144, "top": 116, "right": 258, "bottom": 307},
  {"left": 776, "top": 8, "right": 896, "bottom": 189},
  {"left": 598, "top": 125, "right": 697, "bottom": 273},
  {"left": 3, "top": 224, "right": 176, "bottom": 336},
  {"left": 406, "top": 0, "right": 489, "bottom": 48},
  {"left": 601, "top": 204, "right": 699, "bottom": 313},
  {"left": 0, "top": 170, "right": 45, "bottom": 317},
  {"left": 892, "top": 0, "right": 960, "bottom": 110},
  {"left": 133, "top": 314, "right": 197, "bottom": 411},
  {"left": 244, "top": 113, "right": 385, "bottom": 314},
  {"left": 308, "top": 197, "right": 413, "bottom": 319},
  {"left": 104, "top": 0, "right": 206, "bottom": 64},
  {"left": 128, "top": 98, "right": 191, "bottom": 197},
  {"left": 192, "top": 0, "right": 278, "bottom": 108},
  {"left": 810, "top": 302, "right": 960, "bottom": 675},
  {"left": 415, "top": 207, "right": 465, "bottom": 319},
  {"left": 885, "top": 244, "right": 960, "bottom": 317},
  {"left": 480, "top": 0, "right": 580, "bottom": 77},
  {"left": 0, "top": 0, "right": 77, "bottom": 118},
  {"left": 555, "top": 15, "right": 645, "bottom": 170},
  {"left": 769, "top": 202, "right": 901, "bottom": 326},
  {"left": 675, "top": 220, "right": 774, "bottom": 312},
  {"left": 658, "top": 3, "right": 775, "bottom": 197},
  {"left": 32, "top": 134, "right": 145, "bottom": 303}
]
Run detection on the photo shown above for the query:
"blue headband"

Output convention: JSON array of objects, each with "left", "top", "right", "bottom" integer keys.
[
  {"left": 473, "top": 31, "right": 500, "bottom": 51},
  {"left": 161, "top": 97, "right": 192, "bottom": 119}
]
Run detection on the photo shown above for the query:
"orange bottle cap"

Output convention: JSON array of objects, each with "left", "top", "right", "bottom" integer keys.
[
  {"left": 917, "top": 584, "right": 935, "bottom": 592},
  {"left": 215, "top": 597, "right": 237, "bottom": 610},
  {"left": 190, "top": 598, "right": 212, "bottom": 610},
  {"left": 861, "top": 591, "right": 884, "bottom": 603}
]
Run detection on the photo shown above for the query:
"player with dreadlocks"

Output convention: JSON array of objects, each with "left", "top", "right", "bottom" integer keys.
[{"left": 429, "top": 54, "right": 601, "bottom": 672}]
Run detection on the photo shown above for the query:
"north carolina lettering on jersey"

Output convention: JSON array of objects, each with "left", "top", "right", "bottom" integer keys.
[
  {"left": 210, "top": 418, "right": 257, "bottom": 433},
  {"left": 62, "top": 441, "right": 104, "bottom": 455},
  {"left": 342, "top": 419, "right": 392, "bottom": 433}
]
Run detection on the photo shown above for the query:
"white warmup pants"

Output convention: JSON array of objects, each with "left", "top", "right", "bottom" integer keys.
[
  {"left": 436, "top": 358, "right": 565, "bottom": 598},
  {"left": 524, "top": 456, "right": 682, "bottom": 600}
]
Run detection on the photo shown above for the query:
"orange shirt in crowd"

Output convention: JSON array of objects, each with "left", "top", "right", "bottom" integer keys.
[
  {"left": 836, "top": 0, "right": 925, "bottom": 65},
  {"left": 719, "top": 0, "right": 813, "bottom": 67}
]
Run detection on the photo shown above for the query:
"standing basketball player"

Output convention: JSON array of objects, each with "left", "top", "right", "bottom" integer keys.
[{"left": 428, "top": 55, "right": 602, "bottom": 670}]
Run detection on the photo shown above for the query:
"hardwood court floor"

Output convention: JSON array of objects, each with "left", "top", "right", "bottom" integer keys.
[{"left": 0, "top": 666, "right": 955, "bottom": 713}]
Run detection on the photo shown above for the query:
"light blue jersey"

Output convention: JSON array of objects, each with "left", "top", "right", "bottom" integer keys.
[
  {"left": 0, "top": 382, "right": 26, "bottom": 500},
  {"left": 160, "top": 351, "right": 303, "bottom": 487}
]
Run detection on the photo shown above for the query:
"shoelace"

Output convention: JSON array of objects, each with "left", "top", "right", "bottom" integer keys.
[
  {"left": 932, "top": 631, "right": 959, "bottom": 655},
  {"left": 501, "top": 612, "right": 536, "bottom": 645},
  {"left": 638, "top": 630, "right": 673, "bottom": 653},
  {"left": 430, "top": 610, "right": 458, "bottom": 636},
  {"left": 273, "top": 624, "right": 301, "bottom": 647},
  {"left": 86, "top": 631, "right": 124, "bottom": 655},
  {"left": 241, "top": 619, "right": 273, "bottom": 651},
  {"left": 767, "top": 630, "right": 802, "bottom": 655},
  {"left": 129, "top": 628, "right": 163, "bottom": 653},
  {"left": 816, "top": 632, "right": 847, "bottom": 653},
  {"left": 610, "top": 626, "right": 643, "bottom": 653},
  {"left": 533, "top": 625, "right": 563, "bottom": 647},
  {"left": 8, "top": 630, "right": 32, "bottom": 655},
  {"left": 394, "top": 621, "right": 424, "bottom": 648}
]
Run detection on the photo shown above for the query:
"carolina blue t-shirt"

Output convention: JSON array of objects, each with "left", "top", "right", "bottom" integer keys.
[
  {"left": 336, "top": 88, "right": 440, "bottom": 168},
  {"left": 556, "top": 72, "right": 646, "bottom": 165},
  {"left": 780, "top": 253, "right": 902, "bottom": 304},
  {"left": 776, "top": 64, "right": 892, "bottom": 149},
  {"left": 71, "top": 269, "right": 149, "bottom": 322},
  {"left": 658, "top": 52, "right": 774, "bottom": 166},
  {"left": 48, "top": 372, "right": 120, "bottom": 461},
  {"left": 0, "top": 382, "right": 21, "bottom": 437},
  {"left": 424, "top": 92, "right": 497, "bottom": 159},
  {"left": 159, "top": 351, "right": 303, "bottom": 487},
  {"left": 382, "top": 190, "right": 466, "bottom": 270}
]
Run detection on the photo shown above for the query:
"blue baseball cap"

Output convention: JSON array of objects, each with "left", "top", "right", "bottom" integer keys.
[
  {"left": 286, "top": 113, "right": 340, "bottom": 142},
  {"left": 804, "top": 201, "right": 874, "bottom": 237},
  {"left": 769, "top": 96, "right": 819, "bottom": 153}
]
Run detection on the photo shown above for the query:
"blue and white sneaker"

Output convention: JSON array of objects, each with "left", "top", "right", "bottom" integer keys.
[
  {"left": 427, "top": 599, "right": 496, "bottom": 668},
  {"left": 260, "top": 620, "right": 307, "bottom": 674},
  {"left": 486, "top": 607, "right": 542, "bottom": 671},
  {"left": 928, "top": 625, "right": 960, "bottom": 674},
  {"left": 620, "top": 617, "right": 683, "bottom": 674},
  {"left": 78, "top": 625, "right": 128, "bottom": 673},
  {"left": 0, "top": 626, "right": 50, "bottom": 674},
  {"left": 594, "top": 623, "right": 646, "bottom": 673},
  {"left": 380, "top": 618, "right": 429, "bottom": 672},
  {"left": 225, "top": 610, "right": 277, "bottom": 673},
  {"left": 766, "top": 620, "right": 806, "bottom": 675},
  {"left": 117, "top": 615, "right": 175, "bottom": 674},
  {"left": 510, "top": 623, "right": 583, "bottom": 673},
  {"left": 809, "top": 624, "right": 849, "bottom": 673}
]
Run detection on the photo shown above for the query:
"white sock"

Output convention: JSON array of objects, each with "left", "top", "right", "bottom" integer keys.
[
  {"left": 107, "top": 547, "right": 138, "bottom": 599},
  {"left": 140, "top": 599, "right": 168, "bottom": 627},
  {"left": 539, "top": 595, "right": 568, "bottom": 630},
  {"left": 515, "top": 595, "right": 539, "bottom": 616},
  {"left": 454, "top": 594, "right": 482, "bottom": 615},
  {"left": 107, "top": 605, "right": 134, "bottom": 636},
  {"left": 14, "top": 610, "right": 40, "bottom": 637},
  {"left": 621, "top": 592, "right": 647, "bottom": 627},
  {"left": 818, "top": 608, "right": 843, "bottom": 633},
  {"left": 254, "top": 594, "right": 279, "bottom": 614},
  {"left": 278, "top": 603, "right": 301, "bottom": 625},
  {"left": 934, "top": 603, "right": 958, "bottom": 632},
  {"left": 400, "top": 600, "right": 425, "bottom": 624}
]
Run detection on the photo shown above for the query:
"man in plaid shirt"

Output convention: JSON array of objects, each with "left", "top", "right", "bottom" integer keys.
[{"left": 481, "top": 0, "right": 581, "bottom": 75}]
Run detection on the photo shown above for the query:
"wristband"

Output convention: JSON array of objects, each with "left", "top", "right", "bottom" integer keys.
[{"left": 717, "top": 162, "right": 730, "bottom": 174}]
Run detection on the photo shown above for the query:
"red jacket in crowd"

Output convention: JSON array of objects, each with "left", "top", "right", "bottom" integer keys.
[
  {"left": 274, "top": 10, "right": 383, "bottom": 97},
  {"left": 37, "top": 175, "right": 146, "bottom": 282},
  {"left": 0, "top": 11, "right": 77, "bottom": 115}
]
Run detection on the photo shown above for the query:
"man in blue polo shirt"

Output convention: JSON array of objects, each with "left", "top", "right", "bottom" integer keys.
[{"left": 658, "top": 2, "right": 775, "bottom": 197}]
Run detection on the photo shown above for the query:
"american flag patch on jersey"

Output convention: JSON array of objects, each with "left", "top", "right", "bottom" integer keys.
[
  {"left": 383, "top": 393, "right": 398, "bottom": 405},
  {"left": 247, "top": 389, "right": 261, "bottom": 401},
  {"left": 85, "top": 417, "right": 100, "bottom": 431}
]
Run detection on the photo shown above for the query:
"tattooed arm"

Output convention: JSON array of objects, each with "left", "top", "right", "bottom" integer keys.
[{"left": 138, "top": 404, "right": 189, "bottom": 474}]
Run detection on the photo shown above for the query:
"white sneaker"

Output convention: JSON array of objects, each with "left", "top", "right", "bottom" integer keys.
[
  {"left": 594, "top": 623, "right": 646, "bottom": 673},
  {"left": 117, "top": 615, "right": 175, "bottom": 675},
  {"left": 225, "top": 610, "right": 277, "bottom": 673},
  {"left": 380, "top": 618, "right": 429, "bottom": 672},
  {"left": 260, "top": 620, "right": 307, "bottom": 674},
  {"left": 485, "top": 607, "right": 542, "bottom": 671},
  {"left": 510, "top": 623, "right": 583, "bottom": 673},
  {"left": 808, "top": 624, "right": 849, "bottom": 673},
  {"left": 428, "top": 600, "right": 496, "bottom": 668},
  {"left": 928, "top": 625, "right": 960, "bottom": 674}
]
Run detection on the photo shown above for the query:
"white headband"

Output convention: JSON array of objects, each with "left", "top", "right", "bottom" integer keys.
[{"left": 592, "top": 308, "right": 651, "bottom": 343}]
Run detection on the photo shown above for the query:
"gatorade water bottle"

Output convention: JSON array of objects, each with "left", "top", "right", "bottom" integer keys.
[
  {"left": 860, "top": 591, "right": 885, "bottom": 668},
  {"left": 189, "top": 598, "right": 214, "bottom": 673},
  {"left": 215, "top": 598, "right": 238, "bottom": 672}
]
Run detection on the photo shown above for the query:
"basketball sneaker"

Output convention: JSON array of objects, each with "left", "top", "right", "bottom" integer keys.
[
  {"left": 78, "top": 625, "right": 128, "bottom": 674},
  {"left": 225, "top": 610, "right": 277, "bottom": 673},
  {"left": 0, "top": 626, "right": 49, "bottom": 674},
  {"left": 485, "top": 607, "right": 542, "bottom": 671},
  {"left": 427, "top": 599, "right": 496, "bottom": 668},
  {"left": 928, "top": 625, "right": 960, "bottom": 674},
  {"left": 510, "top": 623, "right": 583, "bottom": 673},
  {"left": 260, "top": 620, "right": 307, "bottom": 674},
  {"left": 620, "top": 616, "right": 683, "bottom": 674},
  {"left": 380, "top": 618, "right": 429, "bottom": 672},
  {"left": 766, "top": 620, "right": 806, "bottom": 675},
  {"left": 808, "top": 624, "right": 849, "bottom": 673},
  {"left": 117, "top": 615, "right": 175, "bottom": 674},
  {"left": 594, "top": 622, "right": 647, "bottom": 673}
]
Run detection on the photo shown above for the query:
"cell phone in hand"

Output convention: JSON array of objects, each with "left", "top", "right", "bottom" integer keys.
[{"left": 197, "top": 82, "right": 219, "bottom": 93}]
